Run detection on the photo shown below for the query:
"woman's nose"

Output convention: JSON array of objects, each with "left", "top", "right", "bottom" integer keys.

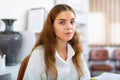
[{"left": 66, "top": 23, "right": 72, "bottom": 29}]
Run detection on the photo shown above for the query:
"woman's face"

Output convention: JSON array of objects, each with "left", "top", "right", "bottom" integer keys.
[{"left": 54, "top": 10, "right": 76, "bottom": 42}]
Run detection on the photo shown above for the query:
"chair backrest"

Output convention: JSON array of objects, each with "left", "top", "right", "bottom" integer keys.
[
  {"left": 17, "top": 54, "right": 31, "bottom": 80},
  {"left": 114, "top": 49, "right": 120, "bottom": 60},
  {"left": 89, "top": 49, "right": 109, "bottom": 61}
]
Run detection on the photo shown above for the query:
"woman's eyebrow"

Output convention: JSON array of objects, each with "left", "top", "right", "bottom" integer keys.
[
  {"left": 71, "top": 18, "right": 75, "bottom": 20},
  {"left": 58, "top": 18, "right": 75, "bottom": 21},
  {"left": 58, "top": 19, "right": 66, "bottom": 21}
]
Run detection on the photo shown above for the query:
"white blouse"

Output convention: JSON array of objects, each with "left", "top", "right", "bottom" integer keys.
[{"left": 23, "top": 44, "right": 91, "bottom": 80}]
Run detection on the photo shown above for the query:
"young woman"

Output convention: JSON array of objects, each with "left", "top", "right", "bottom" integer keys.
[{"left": 23, "top": 4, "right": 91, "bottom": 80}]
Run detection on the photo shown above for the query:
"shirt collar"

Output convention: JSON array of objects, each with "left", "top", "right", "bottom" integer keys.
[{"left": 55, "top": 43, "right": 75, "bottom": 63}]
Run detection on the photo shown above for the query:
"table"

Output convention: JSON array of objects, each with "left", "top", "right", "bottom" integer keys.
[
  {"left": 0, "top": 63, "right": 20, "bottom": 80},
  {"left": 95, "top": 72, "right": 120, "bottom": 80}
]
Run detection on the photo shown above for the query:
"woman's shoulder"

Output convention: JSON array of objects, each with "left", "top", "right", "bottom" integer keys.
[
  {"left": 24, "top": 45, "right": 46, "bottom": 76},
  {"left": 30, "top": 45, "right": 45, "bottom": 59},
  {"left": 33, "top": 45, "right": 45, "bottom": 52},
  {"left": 34, "top": 45, "right": 45, "bottom": 51}
]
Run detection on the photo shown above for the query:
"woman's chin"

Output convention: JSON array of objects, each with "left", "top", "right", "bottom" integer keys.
[{"left": 65, "top": 37, "right": 73, "bottom": 41}]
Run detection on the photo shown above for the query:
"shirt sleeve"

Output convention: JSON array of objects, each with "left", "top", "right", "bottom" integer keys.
[
  {"left": 23, "top": 46, "right": 47, "bottom": 80},
  {"left": 80, "top": 55, "right": 91, "bottom": 80}
]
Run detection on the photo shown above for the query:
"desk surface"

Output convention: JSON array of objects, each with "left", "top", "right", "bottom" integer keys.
[
  {"left": 95, "top": 72, "right": 120, "bottom": 80},
  {"left": 0, "top": 63, "right": 20, "bottom": 76}
]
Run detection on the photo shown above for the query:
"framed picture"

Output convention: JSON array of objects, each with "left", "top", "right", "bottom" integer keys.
[{"left": 27, "top": 7, "right": 46, "bottom": 33}]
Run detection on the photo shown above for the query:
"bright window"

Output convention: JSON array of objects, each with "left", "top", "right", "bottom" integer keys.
[{"left": 88, "top": 0, "right": 120, "bottom": 46}]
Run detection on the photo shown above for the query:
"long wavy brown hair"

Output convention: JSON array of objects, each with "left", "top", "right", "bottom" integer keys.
[{"left": 32, "top": 4, "right": 83, "bottom": 80}]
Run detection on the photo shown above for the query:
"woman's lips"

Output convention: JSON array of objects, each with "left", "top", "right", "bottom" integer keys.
[{"left": 65, "top": 32, "right": 72, "bottom": 36}]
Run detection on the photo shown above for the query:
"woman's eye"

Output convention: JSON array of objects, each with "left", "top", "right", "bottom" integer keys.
[
  {"left": 71, "top": 21, "right": 75, "bottom": 25},
  {"left": 59, "top": 21, "right": 65, "bottom": 25}
]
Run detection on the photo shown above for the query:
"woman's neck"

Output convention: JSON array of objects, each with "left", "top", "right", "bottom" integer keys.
[{"left": 56, "top": 41, "right": 68, "bottom": 61}]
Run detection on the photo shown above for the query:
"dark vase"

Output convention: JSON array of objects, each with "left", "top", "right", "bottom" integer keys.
[{"left": 0, "top": 19, "right": 22, "bottom": 66}]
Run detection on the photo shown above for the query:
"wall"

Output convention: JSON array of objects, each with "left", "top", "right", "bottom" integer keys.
[{"left": 0, "top": 0, "right": 54, "bottom": 31}]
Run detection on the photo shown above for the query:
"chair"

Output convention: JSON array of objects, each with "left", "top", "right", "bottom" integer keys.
[
  {"left": 89, "top": 49, "right": 113, "bottom": 77},
  {"left": 17, "top": 54, "right": 31, "bottom": 80},
  {"left": 113, "top": 49, "right": 120, "bottom": 73}
]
